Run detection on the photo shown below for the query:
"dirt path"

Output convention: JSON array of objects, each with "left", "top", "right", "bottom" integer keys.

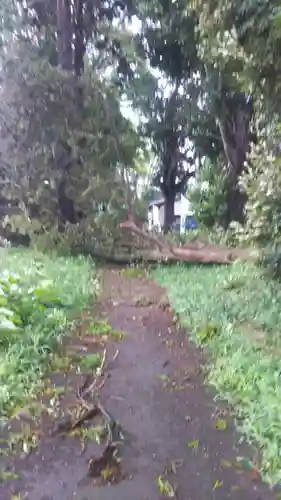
[{"left": 1, "top": 268, "right": 278, "bottom": 500}]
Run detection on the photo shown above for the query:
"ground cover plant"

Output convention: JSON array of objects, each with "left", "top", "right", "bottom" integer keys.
[
  {"left": 0, "top": 248, "right": 98, "bottom": 422},
  {"left": 153, "top": 262, "right": 281, "bottom": 486}
]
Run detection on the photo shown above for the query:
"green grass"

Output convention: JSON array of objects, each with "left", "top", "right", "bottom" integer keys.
[
  {"left": 152, "top": 262, "right": 281, "bottom": 486},
  {"left": 0, "top": 248, "right": 98, "bottom": 421},
  {"left": 121, "top": 265, "right": 148, "bottom": 278},
  {"left": 79, "top": 353, "right": 103, "bottom": 371}
]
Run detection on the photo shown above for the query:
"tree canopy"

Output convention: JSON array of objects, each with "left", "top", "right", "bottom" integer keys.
[{"left": 0, "top": 0, "right": 280, "bottom": 257}]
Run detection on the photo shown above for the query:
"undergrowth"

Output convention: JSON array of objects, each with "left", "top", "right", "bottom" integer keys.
[
  {"left": 0, "top": 248, "right": 98, "bottom": 422},
  {"left": 121, "top": 264, "right": 149, "bottom": 278},
  {"left": 152, "top": 262, "right": 281, "bottom": 486}
]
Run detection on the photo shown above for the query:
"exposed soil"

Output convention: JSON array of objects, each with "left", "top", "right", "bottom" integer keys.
[{"left": 0, "top": 267, "right": 279, "bottom": 500}]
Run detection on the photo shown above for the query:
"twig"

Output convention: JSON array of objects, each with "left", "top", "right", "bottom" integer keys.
[
  {"left": 112, "top": 349, "right": 119, "bottom": 362},
  {"left": 53, "top": 345, "right": 124, "bottom": 481},
  {"left": 53, "top": 406, "right": 100, "bottom": 435},
  {"left": 94, "top": 373, "right": 109, "bottom": 393},
  {"left": 77, "top": 348, "right": 107, "bottom": 400},
  {"left": 96, "top": 348, "right": 107, "bottom": 376},
  {"left": 110, "top": 396, "right": 132, "bottom": 415}
]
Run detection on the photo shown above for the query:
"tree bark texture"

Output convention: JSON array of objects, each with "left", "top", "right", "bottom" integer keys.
[
  {"left": 163, "top": 193, "right": 175, "bottom": 233},
  {"left": 57, "top": 0, "right": 73, "bottom": 71},
  {"left": 216, "top": 91, "right": 253, "bottom": 224}
]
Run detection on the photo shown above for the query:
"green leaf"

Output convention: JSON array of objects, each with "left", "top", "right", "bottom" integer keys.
[
  {"left": 79, "top": 353, "right": 102, "bottom": 371},
  {"left": 0, "top": 317, "right": 22, "bottom": 335},
  {"left": 0, "top": 307, "right": 14, "bottom": 317}
]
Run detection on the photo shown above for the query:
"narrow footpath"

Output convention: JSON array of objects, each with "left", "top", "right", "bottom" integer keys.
[{"left": 1, "top": 268, "right": 277, "bottom": 500}]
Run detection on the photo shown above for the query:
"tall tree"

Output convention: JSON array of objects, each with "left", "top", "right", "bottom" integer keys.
[
  {"left": 124, "top": 1, "right": 201, "bottom": 230},
  {"left": 203, "top": 69, "right": 254, "bottom": 223},
  {"left": 0, "top": 0, "right": 146, "bottom": 251},
  {"left": 195, "top": 0, "right": 281, "bottom": 109},
  {"left": 147, "top": 83, "right": 196, "bottom": 231},
  {"left": 128, "top": 0, "right": 257, "bottom": 226},
  {"left": 57, "top": 0, "right": 72, "bottom": 71}
]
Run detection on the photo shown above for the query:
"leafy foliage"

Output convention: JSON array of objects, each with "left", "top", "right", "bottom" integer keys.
[
  {"left": 195, "top": 0, "right": 281, "bottom": 108},
  {"left": 0, "top": 0, "right": 150, "bottom": 253},
  {"left": 0, "top": 269, "right": 72, "bottom": 344},
  {"left": 128, "top": 0, "right": 256, "bottom": 227},
  {"left": 238, "top": 121, "right": 281, "bottom": 277},
  {"left": 0, "top": 41, "right": 145, "bottom": 250},
  {"left": 188, "top": 158, "right": 228, "bottom": 228},
  {"left": 0, "top": 249, "right": 97, "bottom": 420},
  {"left": 179, "top": 0, "right": 281, "bottom": 232},
  {"left": 1, "top": 0, "right": 280, "bottom": 248},
  {"left": 124, "top": 1, "right": 207, "bottom": 229}
]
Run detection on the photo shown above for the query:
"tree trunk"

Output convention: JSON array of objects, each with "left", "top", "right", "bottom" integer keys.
[
  {"left": 58, "top": 179, "right": 77, "bottom": 224},
  {"left": 216, "top": 91, "right": 253, "bottom": 224},
  {"left": 225, "top": 185, "right": 246, "bottom": 226},
  {"left": 119, "top": 215, "right": 259, "bottom": 264},
  {"left": 74, "top": 0, "right": 85, "bottom": 77},
  {"left": 56, "top": 0, "right": 79, "bottom": 225},
  {"left": 57, "top": 0, "right": 73, "bottom": 71},
  {"left": 163, "top": 193, "right": 175, "bottom": 233}
]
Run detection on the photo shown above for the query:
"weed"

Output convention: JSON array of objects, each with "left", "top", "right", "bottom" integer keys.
[
  {"left": 50, "top": 353, "right": 76, "bottom": 372},
  {"left": 8, "top": 423, "right": 40, "bottom": 456},
  {"left": 213, "top": 480, "right": 223, "bottom": 490},
  {"left": 79, "top": 353, "right": 102, "bottom": 371},
  {"left": 0, "top": 468, "right": 20, "bottom": 482},
  {"left": 215, "top": 419, "right": 227, "bottom": 431},
  {"left": 187, "top": 440, "right": 199, "bottom": 450},
  {"left": 70, "top": 423, "right": 107, "bottom": 453},
  {"left": 156, "top": 475, "right": 176, "bottom": 498},
  {"left": 198, "top": 323, "right": 219, "bottom": 344},
  {"left": 88, "top": 320, "right": 124, "bottom": 341},
  {"left": 121, "top": 266, "right": 148, "bottom": 279},
  {"left": 88, "top": 320, "right": 113, "bottom": 335},
  {"left": 152, "top": 262, "right": 281, "bottom": 485}
]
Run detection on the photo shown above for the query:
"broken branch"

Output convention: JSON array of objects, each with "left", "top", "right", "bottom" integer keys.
[{"left": 119, "top": 217, "right": 259, "bottom": 264}]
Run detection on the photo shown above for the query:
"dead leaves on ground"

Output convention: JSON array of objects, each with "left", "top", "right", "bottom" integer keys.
[
  {"left": 156, "top": 459, "right": 183, "bottom": 498},
  {"left": 157, "top": 475, "right": 177, "bottom": 498},
  {"left": 0, "top": 468, "right": 20, "bottom": 482},
  {"left": 1, "top": 311, "right": 126, "bottom": 489},
  {"left": 51, "top": 347, "right": 125, "bottom": 485},
  {"left": 215, "top": 418, "right": 228, "bottom": 431}
]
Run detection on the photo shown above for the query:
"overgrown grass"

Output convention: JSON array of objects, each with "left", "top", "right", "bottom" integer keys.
[
  {"left": 152, "top": 262, "right": 281, "bottom": 486},
  {"left": 0, "top": 248, "right": 98, "bottom": 421}
]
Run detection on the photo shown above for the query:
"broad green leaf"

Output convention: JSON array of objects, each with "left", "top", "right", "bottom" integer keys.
[
  {"left": 0, "top": 307, "right": 14, "bottom": 317},
  {"left": 0, "top": 317, "right": 22, "bottom": 334}
]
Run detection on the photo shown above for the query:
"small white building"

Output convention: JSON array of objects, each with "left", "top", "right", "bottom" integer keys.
[{"left": 148, "top": 193, "right": 196, "bottom": 233}]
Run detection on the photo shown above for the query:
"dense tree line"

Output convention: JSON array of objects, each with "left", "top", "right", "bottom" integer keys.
[{"left": 0, "top": 0, "right": 280, "bottom": 248}]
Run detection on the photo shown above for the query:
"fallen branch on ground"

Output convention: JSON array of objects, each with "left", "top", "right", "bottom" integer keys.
[
  {"left": 53, "top": 347, "right": 123, "bottom": 483},
  {"left": 119, "top": 214, "right": 259, "bottom": 265}
]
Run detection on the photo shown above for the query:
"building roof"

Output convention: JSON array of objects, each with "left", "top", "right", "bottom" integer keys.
[{"left": 148, "top": 193, "right": 182, "bottom": 208}]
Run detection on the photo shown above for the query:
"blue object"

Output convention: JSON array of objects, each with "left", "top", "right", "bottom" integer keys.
[{"left": 184, "top": 215, "right": 198, "bottom": 230}]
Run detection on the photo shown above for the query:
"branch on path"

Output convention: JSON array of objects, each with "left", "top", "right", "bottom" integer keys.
[
  {"left": 119, "top": 214, "right": 259, "bottom": 265},
  {"left": 53, "top": 347, "right": 124, "bottom": 483}
]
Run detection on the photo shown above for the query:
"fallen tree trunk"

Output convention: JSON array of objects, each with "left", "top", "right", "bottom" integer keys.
[{"left": 119, "top": 216, "right": 259, "bottom": 265}]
